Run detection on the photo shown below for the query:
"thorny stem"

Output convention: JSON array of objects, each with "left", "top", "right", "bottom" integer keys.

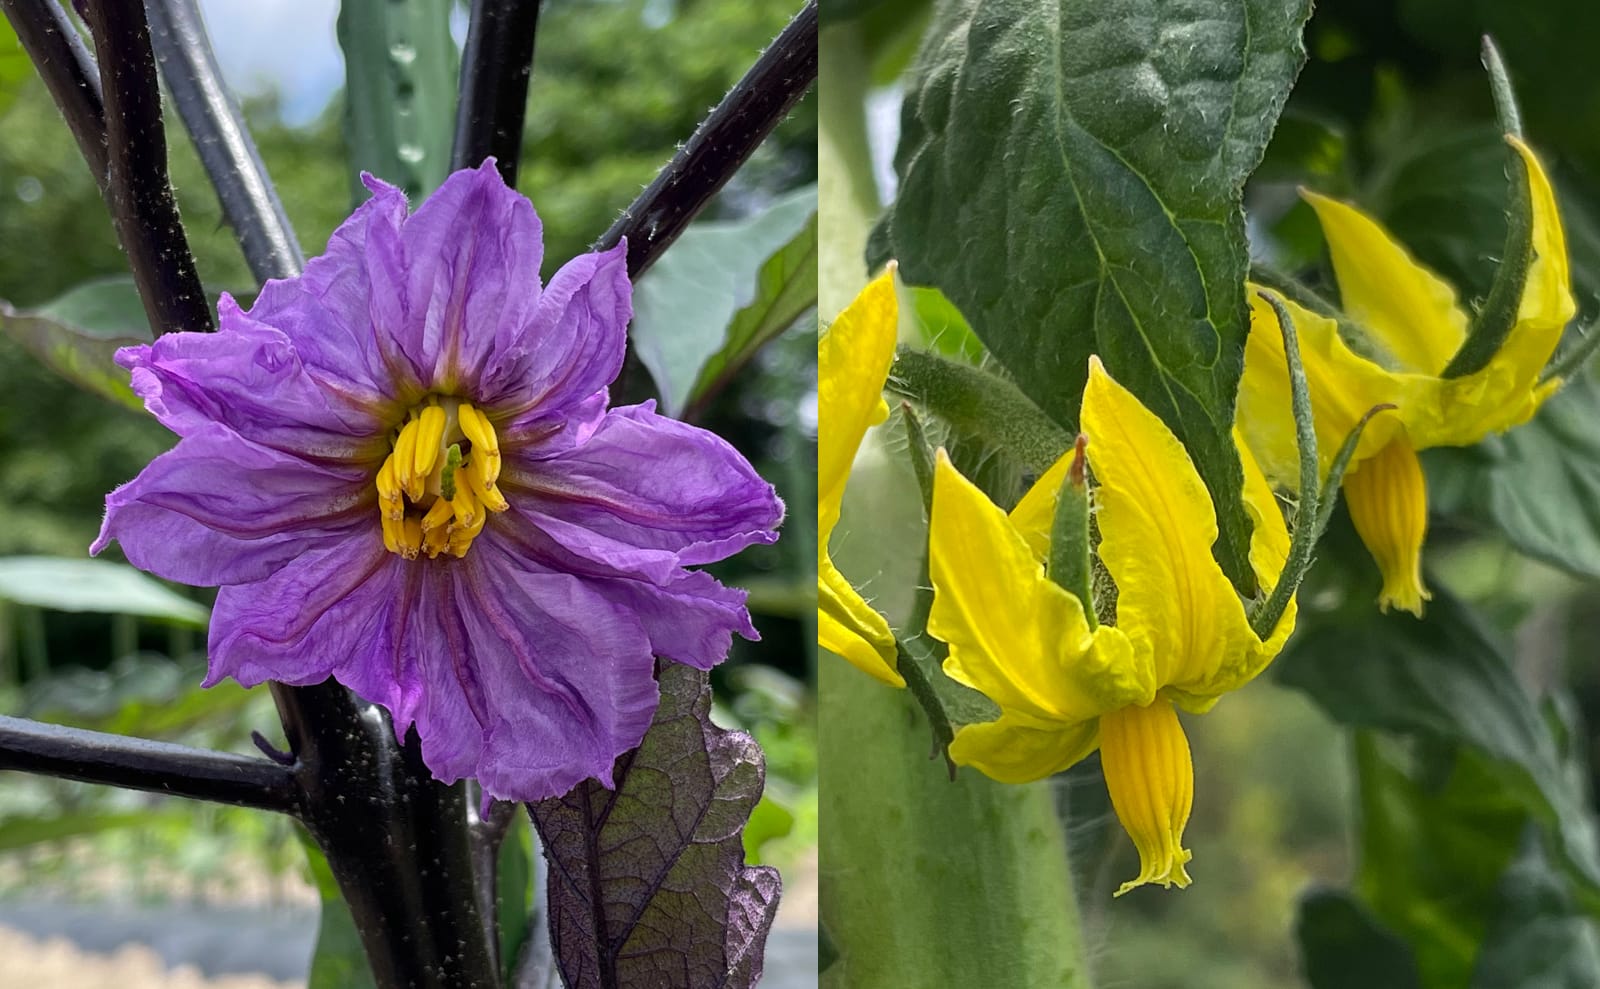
[
  {"left": 0, "top": 715, "right": 300, "bottom": 815},
  {"left": 453, "top": 0, "right": 543, "bottom": 184},
  {"left": 79, "top": 0, "right": 215, "bottom": 334},
  {"left": 145, "top": 0, "right": 306, "bottom": 282},
  {"left": 595, "top": 0, "right": 818, "bottom": 279}
]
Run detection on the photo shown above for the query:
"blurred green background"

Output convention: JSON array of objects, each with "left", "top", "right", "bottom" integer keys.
[{"left": 0, "top": 0, "right": 816, "bottom": 949}]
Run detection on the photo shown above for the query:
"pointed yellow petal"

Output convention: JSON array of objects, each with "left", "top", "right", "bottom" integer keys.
[
  {"left": 1304, "top": 189, "right": 1467, "bottom": 375},
  {"left": 1344, "top": 435, "right": 1431, "bottom": 616},
  {"left": 818, "top": 549, "right": 904, "bottom": 687},
  {"left": 819, "top": 269, "right": 898, "bottom": 515},
  {"left": 929, "top": 448, "right": 1150, "bottom": 722},
  {"left": 1100, "top": 698, "right": 1194, "bottom": 895},
  {"left": 1081, "top": 359, "right": 1257, "bottom": 693},
  {"left": 948, "top": 714, "right": 1099, "bottom": 785},
  {"left": 1007, "top": 442, "right": 1076, "bottom": 560},
  {"left": 1238, "top": 290, "right": 1412, "bottom": 487}
]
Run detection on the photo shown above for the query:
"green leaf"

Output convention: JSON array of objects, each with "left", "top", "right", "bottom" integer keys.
[
  {"left": 1275, "top": 580, "right": 1600, "bottom": 900},
  {"left": 0, "top": 556, "right": 208, "bottom": 627},
  {"left": 495, "top": 812, "right": 535, "bottom": 984},
  {"left": 0, "top": 19, "right": 28, "bottom": 120},
  {"left": 1296, "top": 887, "right": 1423, "bottom": 989},
  {"left": 871, "top": 0, "right": 1312, "bottom": 592},
  {"left": 337, "top": 0, "right": 458, "bottom": 201},
  {"left": 1427, "top": 378, "right": 1600, "bottom": 581},
  {"left": 906, "top": 285, "right": 985, "bottom": 364},
  {"left": 0, "top": 277, "right": 150, "bottom": 410},
  {"left": 741, "top": 793, "right": 796, "bottom": 864},
  {"left": 630, "top": 185, "right": 817, "bottom": 417},
  {"left": 0, "top": 811, "right": 150, "bottom": 851},
  {"left": 300, "top": 832, "right": 379, "bottom": 989}
]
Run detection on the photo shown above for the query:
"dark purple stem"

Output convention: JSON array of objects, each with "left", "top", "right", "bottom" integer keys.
[
  {"left": 78, "top": 0, "right": 214, "bottom": 334},
  {"left": 594, "top": 0, "right": 817, "bottom": 280},
  {"left": 452, "top": 0, "right": 542, "bottom": 183},
  {"left": 0, "top": 715, "right": 300, "bottom": 814},
  {"left": 145, "top": 0, "right": 306, "bottom": 282},
  {"left": 0, "top": 0, "right": 106, "bottom": 177}
]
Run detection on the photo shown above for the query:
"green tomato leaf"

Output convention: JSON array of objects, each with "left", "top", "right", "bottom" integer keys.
[
  {"left": 0, "top": 556, "right": 208, "bottom": 627},
  {"left": 870, "top": 0, "right": 1312, "bottom": 590},
  {"left": 631, "top": 186, "right": 817, "bottom": 418},
  {"left": 1296, "top": 887, "right": 1423, "bottom": 989},
  {"left": 1427, "top": 377, "right": 1600, "bottom": 581},
  {"left": 1275, "top": 578, "right": 1600, "bottom": 904},
  {"left": 0, "top": 277, "right": 150, "bottom": 411}
]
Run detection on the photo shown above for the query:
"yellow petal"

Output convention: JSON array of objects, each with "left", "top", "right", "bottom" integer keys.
[
  {"left": 1081, "top": 358, "right": 1258, "bottom": 694},
  {"left": 1419, "top": 138, "right": 1574, "bottom": 448},
  {"left": 819, "top": 269, "right": 898, "bottom": 516},
  {"left": 1100, "top": 697, "right": 1194, "bottom": 895},
  {"left": 929, "top": 448, "right": 1150, "bottom": 721},
  {"left": 818, "top": 549, "right": 904, "bottom": 687},
  {"left": 948, "top": 713, "right": 1099, "bottom": 784},
  {"left": 1007, "top": 441, "right": 1076, "bottom": 560},
  {"left": 1303, "top": 189, "right": 1467, "bottom": 375},
  {"left": 1343, "top": 434, "right": 1431, "bottom": 616},
  {"left": 1238, "top": 290, "right": 1412, "bottom": 486}
]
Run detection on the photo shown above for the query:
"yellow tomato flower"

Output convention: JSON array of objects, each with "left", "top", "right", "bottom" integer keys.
[
  {"left": 928, "top": 358, "right": 1296, "bottom": 894},
  {"left": 1239, "top": 137, "right": 1573, "bottom": 615},
  {"left": 818, "top": 269, "right": 904, "bottom": 686}
]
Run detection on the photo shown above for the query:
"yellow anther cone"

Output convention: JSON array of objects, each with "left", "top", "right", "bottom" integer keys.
[{"left": 1099, "top": 698, "right": 1194, "bottom": 896}]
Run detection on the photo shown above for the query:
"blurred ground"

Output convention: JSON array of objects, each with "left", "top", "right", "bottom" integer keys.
[{"left": 0, "top": 853, "right": 817, "bottom": 987}]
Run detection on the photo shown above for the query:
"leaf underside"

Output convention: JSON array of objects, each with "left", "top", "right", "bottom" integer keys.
[{"left": 529, "top": 662, "right": 780, "bottom": 989}]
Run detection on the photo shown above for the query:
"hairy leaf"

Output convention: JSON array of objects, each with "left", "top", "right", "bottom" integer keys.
[
  {"left": 1428, "top": 378, "right": 1600, "bottom": 581},
  {"left": 0, "top": 277, "right": 149, "bottom": 410},
  {"left": 631, "top": 186, "right": 817, "bottom": 418},
  {"left": 529, "top": 662, "right": 780, "bottom": 989},
  {"left": 871, "top": 0, "right": 1311, "bottom": 589}
]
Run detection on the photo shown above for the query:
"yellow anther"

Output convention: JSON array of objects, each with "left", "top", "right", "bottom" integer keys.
[
  {"left": 423, "top": 520, "right": 451, "bottom": 558},
  {"left": 375, "top": 455, "right": 404, "bottom": 521},
  {"left": 398, "top": 517, "right": 423, "bottom": 560},
  {"left": 412, "top": 405, "right": 447, "bottom": 480},
  {"left": 420, "top": 496, "right": 455, "bottom": 534},
  {"left": 450, "top": 484, "right": 481, "bottom": 531},
  {"left": 380, "top": 513, "right": 402, "bottom": 555},
  {"left": 458, "top": 403, "right": 501, "bottom": 486},
  {"left": 461, "top": 458, "right": 509, "bottom": 513},
  {"left": 448, "top": 510, "right": 488, "bottom": 558},
  {"left": 393, "top": 418, "right": 424, "bottom": 502}
]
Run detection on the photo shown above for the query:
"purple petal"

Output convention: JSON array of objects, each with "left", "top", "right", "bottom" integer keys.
[
  {"left": 507, "top": 402, "right": 783, "bottom": 566},
  {"left": 497, "top": 241, "right": 631, "bottom": 419},
  {"left": 118, "top": 296, "right": 387, "bottom": 459},
  {"left": 594, "top": 569, "right": 758, "bottom": 670},
  {"left": 443, "top": 538, "right": 660, "bottom": 800},
  {"left": 245, "top": 175, "right": 413, "bottom": 401},
  {"left": 92, "top": 426, "right": 370, "bottom": 586},
  {"left": 383, "top": 160, "right": 546, "bottom": 396}
]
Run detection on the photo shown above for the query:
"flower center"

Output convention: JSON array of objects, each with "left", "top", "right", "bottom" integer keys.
[{"left": 374, "top": 398, "right": 509, "bottom": 560}]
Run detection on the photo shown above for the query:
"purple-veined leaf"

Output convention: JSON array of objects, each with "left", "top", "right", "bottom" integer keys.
[{"left": 529, "top": 661, "right": 781, "bottom": 989}]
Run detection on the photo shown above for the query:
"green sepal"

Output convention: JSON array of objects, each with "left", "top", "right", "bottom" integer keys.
[
  {"left": 1442, "top": 38, "right": 1533, "bottom": 379},
  {"left": 1045, "top": 435, "right": 1095, "bottom": 630},
  {"left": 888, "top": 347, "right": 1072, "bottom": 475}
]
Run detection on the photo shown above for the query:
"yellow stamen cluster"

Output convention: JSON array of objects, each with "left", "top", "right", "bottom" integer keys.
[{"left": 376, "top": 399, "right": 509, "bottom": 560}]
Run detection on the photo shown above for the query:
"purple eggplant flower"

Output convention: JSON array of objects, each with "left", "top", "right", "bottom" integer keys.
[{"left": 92, "top": 162, "right": 784, "bottom": 802}]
